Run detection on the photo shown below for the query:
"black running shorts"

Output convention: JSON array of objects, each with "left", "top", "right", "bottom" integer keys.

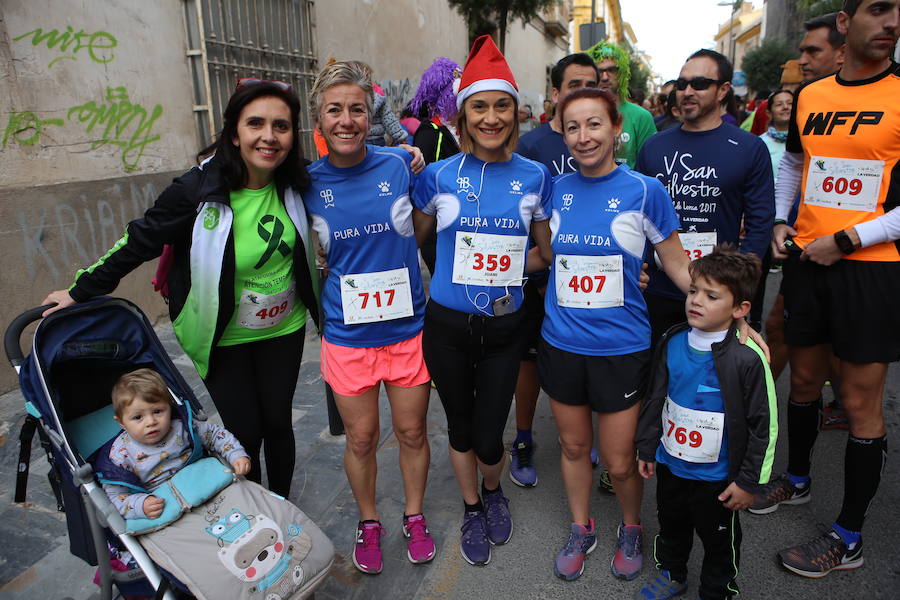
[
  {"left": 537, "top": 341, "right": 651, "bottom": 413},
  {"left": 782, "top": 252, "right": 900, "bottom": 364}
]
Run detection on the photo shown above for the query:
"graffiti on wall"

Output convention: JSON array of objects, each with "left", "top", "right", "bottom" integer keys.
[
  {"left": 17, "top": 181, "right": 160, "bottom": 280},
  {"left": 3, "top": 87, "right": 163, "bottom": 171},
  {"left": 7, "top": 25, "right": 161, "bottom": 171},
  {"left": 12, "top": 26, "right": 118, "bottom": 67},
  {"left": 379, "top": 79, "right": 415, "bottom": 114},
  {"left": 69, "top": 87, "right": 164, "bottom": 170}
]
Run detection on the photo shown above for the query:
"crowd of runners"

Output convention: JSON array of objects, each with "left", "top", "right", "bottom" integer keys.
[{"left": 40, "top": 1, "right": 898, "bottom": 598}]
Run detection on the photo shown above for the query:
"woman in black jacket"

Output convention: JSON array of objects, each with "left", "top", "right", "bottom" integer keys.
[{"left": 42, "top": 80, "right": 319, "bottom": 498}]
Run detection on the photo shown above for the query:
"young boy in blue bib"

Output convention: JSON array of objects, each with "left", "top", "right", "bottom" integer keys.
[{"left": 634, "top": 246, "right": 777, "bottom": 600}]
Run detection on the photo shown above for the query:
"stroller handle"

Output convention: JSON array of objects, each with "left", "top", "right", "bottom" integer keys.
[{"left": 5, "top": 305, "right": 54, "bottom": 368}]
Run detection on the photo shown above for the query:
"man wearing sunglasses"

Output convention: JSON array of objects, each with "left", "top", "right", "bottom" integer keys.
[
  {"left": 757, "top": 0, "right": 900, "bottom": 579},
  {"left": 635, "top": 49, "right": 775, "bottom": 345}
]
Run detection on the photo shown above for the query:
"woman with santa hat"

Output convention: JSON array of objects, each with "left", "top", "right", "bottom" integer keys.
[{"left": 412, "top": 35, "right": 553, "bottom": 567}]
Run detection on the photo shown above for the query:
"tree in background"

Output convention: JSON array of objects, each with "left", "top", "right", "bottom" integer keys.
[
  {"left": 742, "top": 37, "right": 795, "bottom": 92},
  {"left": 629, "top": 56, "right": 651, "bottom": 101},
  {"left": 447, "top": 0, "right": 561, "bottom": 52},
  {"left": 798, "top": 0, "right": 843, "bottom": 19}
]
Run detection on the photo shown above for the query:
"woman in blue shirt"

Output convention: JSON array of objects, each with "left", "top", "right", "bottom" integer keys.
[
  {"left": 303, "top": 60, "right": 433, "bottom": 575},
  {"left": 534, "top": 88, "right": 691, "bottom": 582},
  {"left": 411, "top": 36, "right": 552, "bottom": 567}
]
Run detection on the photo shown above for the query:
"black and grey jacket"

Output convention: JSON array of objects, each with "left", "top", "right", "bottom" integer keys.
[
  {"left": 635, "top": 322, "right": 778, "bottom": 493},
  {"left": 68, "top": 155, "right": 320, "bottom": 377}
]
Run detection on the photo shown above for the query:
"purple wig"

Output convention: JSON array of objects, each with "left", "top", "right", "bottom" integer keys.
[{"left": 410, "top": 57, "right": 460, "bottom": 122}]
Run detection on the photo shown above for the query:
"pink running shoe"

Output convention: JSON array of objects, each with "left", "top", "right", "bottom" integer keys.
[
  {"left": 353, "top": 520, "right": 385, "bottom": 574},
  {"left": 403, "top": 513, "right": 436, "bottom": 564}
]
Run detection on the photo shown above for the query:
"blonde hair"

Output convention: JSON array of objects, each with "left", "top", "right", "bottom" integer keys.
[
  {"left": 310, "top": 60, "right": 374, "bottom": 120},
  {"left": 455, "top": 94, "right": 520, "bottom": 159},
  {"left": 112, "top": 368, "right": 169, "bottom": 418}
]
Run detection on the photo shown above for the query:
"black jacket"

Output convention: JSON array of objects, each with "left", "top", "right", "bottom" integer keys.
[
  {"left": 413, "top": 120, "right": 460, "bottom": 165},
  {"left": 69, "top": 155, "right": 320, "bottom": 351},
  {"left": 635, "top": 322, "right": 778, "bottom": 493}
]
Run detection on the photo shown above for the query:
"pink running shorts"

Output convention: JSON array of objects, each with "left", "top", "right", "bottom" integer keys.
[{"left": 321, "top": 332, "right": 431, "bottom": 397}]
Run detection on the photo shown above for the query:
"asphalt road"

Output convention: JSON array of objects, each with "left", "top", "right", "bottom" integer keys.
[{"left": 1, "top": 271, "right": 898, "bottom": 599}]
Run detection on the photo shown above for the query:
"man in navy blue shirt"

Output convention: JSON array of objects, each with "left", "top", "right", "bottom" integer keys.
[
  {"left": 636, "top": 49, "right": 774, "bottom": 344},
  {"left": 518, "top": 53, "right": 599, "bottom": 176}
]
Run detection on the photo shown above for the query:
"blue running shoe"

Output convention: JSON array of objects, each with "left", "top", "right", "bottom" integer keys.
[
  {"left": 634, "top": 569, "right": 687, "bottom": 599},
  {"left": 611, "top": 522, "right": 644, "bottom": 580},
  {"left": 554, "top": 520, "right": 597, "bottom": 581},
  {"left": 590, "top": 446, "right": 600, "bottom": 468},
  {"left": 460, "top": 510, "right": 491, "bottom": 566},
  {"left": 509, "top": 441, "right": 537, "bottom": 487},
  {"left": 483, "top": 487, "right": 513, "bottom": 545}
]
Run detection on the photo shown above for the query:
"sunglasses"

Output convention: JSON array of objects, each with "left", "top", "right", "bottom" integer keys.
[
  {"left": 675, "top": 77, "right": 724, "bottom": 91},
  {"left": 236, "top": 77, "right": 293, "bottom": 92},
  {"left": 597, "top": 66, "right": 620, "bottom": 76}
]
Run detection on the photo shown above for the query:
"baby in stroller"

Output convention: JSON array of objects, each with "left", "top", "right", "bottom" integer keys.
[
  {"left": 6, "top": 298, "right": 333, "bottom": 600},
  {"left": 101, "top": 368, "right": 250, "bottom": 520}
]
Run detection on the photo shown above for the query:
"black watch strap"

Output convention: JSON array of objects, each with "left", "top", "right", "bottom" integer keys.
[{"left": 834, "top": 230, "right": 856, "bottom": 255}]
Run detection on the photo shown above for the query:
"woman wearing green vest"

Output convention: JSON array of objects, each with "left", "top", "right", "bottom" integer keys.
[{"left": 42, "top": 80, "right": 320, "bottom": 498}]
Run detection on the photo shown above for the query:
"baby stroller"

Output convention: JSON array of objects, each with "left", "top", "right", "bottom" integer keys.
[{"left": 5, "top": 297, "right": 334, "bottom": 600}]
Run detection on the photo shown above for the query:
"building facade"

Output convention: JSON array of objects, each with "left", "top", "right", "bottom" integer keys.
[{"left": 0, "top": 0, "right": 571, "bottom": 392}]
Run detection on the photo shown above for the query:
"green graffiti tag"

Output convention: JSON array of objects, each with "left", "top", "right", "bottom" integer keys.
[
  {"left": 12, "top": 26, "right": 117, "bottom": 67},
  {"left": 2, "top": 111, "right": 64, "bottom": 147},
  {"left": 67, "top": 87, "right": 163, "bottom": 171}
]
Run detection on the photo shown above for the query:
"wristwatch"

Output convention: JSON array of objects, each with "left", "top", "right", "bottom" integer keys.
[{"left": 834, "top": 230, "right": 856, "bottom": 255}]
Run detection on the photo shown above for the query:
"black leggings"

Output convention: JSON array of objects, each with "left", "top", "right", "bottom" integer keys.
[
  {"left": 204, "top": 327, "right": 304, "bottom": 498},
  {"left": 422, "top": 300, "right": 525, "bottom": 465}
]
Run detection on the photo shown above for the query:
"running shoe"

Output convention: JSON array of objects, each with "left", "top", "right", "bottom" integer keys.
[
  {"left": 460, "top": 510, "right": 491, "bottom": 566},
  {"left": 820, "top": 406, "right": 849, "bottom": 431},
  {"left": 597, "top": 468, "right": 614, "bottom": 494},
  {"left": 590, "top": 446, "right": 601, "bottom": 468},
  {"left": 483, "top": 487, "right": 513, "bottom": 545},
  {"left": 778, "top": 526, "right": 864, "bottom": 578},
  {"left": 353, "top": 520, "right": 385, "bottom": 574},
  {"left": 611, "top": 522, "right": 644, "bottom": 580},
  {"left": 509, "top": 440, "right": 538, "bottom": 487},
  {"left": 403, "top": 513, "right": 436, "bottom": 564},
  {"left": 634, "top": 569, "right": 688, "bottom": 599},
  {"left": 554, "top": 520, "right": 597, "bottom": 581},
  {"left": 748, "top": 473, "right": 811, "bottom": 515}
]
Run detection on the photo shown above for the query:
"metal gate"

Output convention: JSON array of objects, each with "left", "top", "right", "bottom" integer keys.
[{"left": 182, "top": 0, "right": 318, "bottom": 159}]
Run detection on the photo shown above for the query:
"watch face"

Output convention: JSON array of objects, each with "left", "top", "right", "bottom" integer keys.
[{"left": 835, "top": 231, "right": 855, "bottom": 254}]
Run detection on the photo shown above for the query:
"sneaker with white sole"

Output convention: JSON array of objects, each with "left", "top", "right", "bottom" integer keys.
[
  {"left": 353, "top": 520, "right": 385, "bottom": 574},
  {"left": 778, "top": 526, "right": 864, "bottom": 578},
  {"left": 611, "top": 522, "right": 644, "bottom": 580},
  {"left": 509, "top": 441, "right": 537, "bottom": 487},
  {"left": 403, "top": 513, "right": 435, "bottom": 564},
  {"left": 554, "top": 520, "right": 597, "bottom": 581},
  {"left": 483, "top": 487, "right": 513, "bottom": 545},
  {"left": 460, "top": 510, "right": 491, "bottom": 566},
  {"left": 748, "top": 473, "right": 811, "bottom": 515}
]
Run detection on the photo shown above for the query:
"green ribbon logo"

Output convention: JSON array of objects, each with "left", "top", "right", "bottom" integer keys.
[{"left": 255, "top": 214, "right": 291, "bottom": 269}]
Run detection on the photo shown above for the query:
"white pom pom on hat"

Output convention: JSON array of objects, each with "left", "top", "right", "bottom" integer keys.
[{"left": 455, "top": 35, "right": 519, "bottom": 110}]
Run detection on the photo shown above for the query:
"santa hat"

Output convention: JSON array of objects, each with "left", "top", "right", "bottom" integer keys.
[{"left": 456, "top": 35, "right": 519, "bottom": 109}]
